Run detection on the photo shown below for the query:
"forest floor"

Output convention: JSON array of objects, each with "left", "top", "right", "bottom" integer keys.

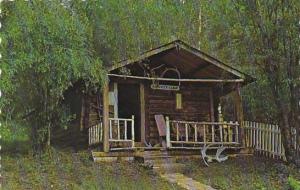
[
  {"left": 2, "top": 148, "right": 182, "bottom": 190},
  {"left": 2, "top": 141, "right": 300, "bottom": 190},
  {"left": 2, "top": 124, "right": 299, "bottom": 189},
  {"left": 177, "top": 156, "right": 300, "bottom": 190}
]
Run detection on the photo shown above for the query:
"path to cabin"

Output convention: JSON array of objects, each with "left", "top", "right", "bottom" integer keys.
[
  {"left": 141, "top": 151, "right": 216, "bottom": 190},
  {"left": 154, "top": 163, "right": 216, "bottom": 190},
  {"left": 160, "top": 173, "right": 215, "bottom": 190}
]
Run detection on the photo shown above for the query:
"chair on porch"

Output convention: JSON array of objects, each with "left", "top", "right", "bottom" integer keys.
[{"left": 154, "top": 115, "right": 167, "bottom": 149}]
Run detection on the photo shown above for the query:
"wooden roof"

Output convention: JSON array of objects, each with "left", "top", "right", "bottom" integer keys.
[{"left": 109, "top": 40, "right": 254, "bottom": 85}]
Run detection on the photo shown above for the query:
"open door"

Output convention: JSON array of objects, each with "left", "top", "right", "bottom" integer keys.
[{"left": 118, "top": 83, "right": 141, "bottom": 142}]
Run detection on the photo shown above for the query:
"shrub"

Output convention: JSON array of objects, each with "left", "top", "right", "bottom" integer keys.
[{"left": 289, "top": 176, "right": 300, "bottom": 190}]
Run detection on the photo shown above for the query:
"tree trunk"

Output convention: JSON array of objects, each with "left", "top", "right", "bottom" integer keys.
[
  {"left": 47, "top": 124, "right": 51, "bottom": 146},
  {"left": 296, "top": 127, "right": 300, "bottom": 158},
  {"left": 31, "top": 120, "right": 49, "bottom": 156},
  {"left": 291, "top": 86, "right": 300, "bottom": 165},
  {"left": 286, "top": 36, "right": 300, "bottom": 165},
  {"left": 278, "top": 112, "right": 293, "bottom": 161},
  {"left": 31, "top": 125, "right": 42, "bottom": 156},
  {"left": 265, "top": 63, "right": 295, "bottom": 163}
]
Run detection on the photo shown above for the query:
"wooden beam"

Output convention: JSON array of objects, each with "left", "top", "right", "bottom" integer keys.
[
  {"left": 113, "top": 82, "right": 118, "bottom": 118},
  {"left": 234, "top": 83, "right": 244, "bottom": 146},
  {"left": 209, "top": 88, "right": 215, "bottom": 122},
  {"left": 80, "top": 95, "right": 85, "bottom": 131},
  {"left": 140, "top": 83, "right": 146, "bottom": 143},
  {"left": 108, "top": 74, "right": 244, "bottom": 83},
  {"left": 169, "top": 121, "right": 239, "bottom": 125},
  {"left": 103, "top": 82, "right": 110, "bottom": 152}
]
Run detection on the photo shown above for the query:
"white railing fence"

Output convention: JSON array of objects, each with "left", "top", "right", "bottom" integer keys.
[
  {"left": 243, "top": 121, "right": 297, "bottom": 161},
  {"left": 166, "top": 117, "right": 240, "bottom": 149},
  {"left": 88, "top": 115, "right": 135, "bottom": 150},
  {"left": 109, "top": 115, "right": 135, "bottom": 150}
]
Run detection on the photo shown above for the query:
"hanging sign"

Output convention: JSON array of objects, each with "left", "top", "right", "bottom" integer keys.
[
  {"left": 151, "top": 67, "right": 181, "bottom": 91},
  {"left": 151, "top": 84, "right": 180, "bottom": 91}
]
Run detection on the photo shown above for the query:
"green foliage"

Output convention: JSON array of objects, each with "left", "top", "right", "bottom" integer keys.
[
  {"left": 1, "top": 1, "right": 105, "bottom": 152},
  {"left": 199, "top": 0, "right": 300, "bottom": 123},
  {"left": 72, "top": 0, "right": 201, "bottom": 64},
  {"left": 199, "top": 0, "right": 300, "bottom": 161},
  {"left": 0, "top": 121, "right": 30, "bottom": 154},
  {"left": 1, "top": 0, "right": 203, "bottom": 152},
  {"left": 289, "top": 176, "right": 300, "bottom": 190},
  {"left": 0, "top": 121, "right": 28, "bottom": 142}
]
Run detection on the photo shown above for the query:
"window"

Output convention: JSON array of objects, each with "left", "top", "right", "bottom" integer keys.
[{"left": 176, "top": 93, "right": 182, "bottom": 109}]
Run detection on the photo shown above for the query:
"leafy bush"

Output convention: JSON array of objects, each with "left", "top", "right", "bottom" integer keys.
[
  {"left": 1, "top": 1, "right": 105, "bottom": 153},
  {"left": 0, "top": 121, "right": 31, "bottom": 154},
  {"left": 289, "top": 176, "right": 300, "bottom": 190}
]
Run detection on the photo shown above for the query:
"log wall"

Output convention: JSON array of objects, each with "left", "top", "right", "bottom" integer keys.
[
  {"left": 145, "top": 83, "right": 212, "bottom": 144},
  {"left": 77, "top": 79, "right": 216, "bottom": 147}
]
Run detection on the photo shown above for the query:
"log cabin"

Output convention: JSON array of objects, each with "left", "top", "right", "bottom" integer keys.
[{"left": 56, "top": 40, "right": 254, "bottom": 156}]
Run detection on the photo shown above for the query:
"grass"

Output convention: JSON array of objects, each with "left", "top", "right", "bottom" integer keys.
[
  {"left": 2, "top": 125, "right": 300, "bottom": 190},
  {"left": 2, "top": 149, "right": 181, "bottom": 190},
  {"left": 0, "top": 122, "right": 31, "bottom": 155},
  {"left": 3, "top": 148, "right": 300, "bottom": 190},
  {"left": 1, "top": 124, "right": 179, "bottom": 190},
  {"left": 179, "top": 156, "right": 300, "bottom": 190},
  {"left": 288, "top": 176, "right": 300, "bottom": 190}
]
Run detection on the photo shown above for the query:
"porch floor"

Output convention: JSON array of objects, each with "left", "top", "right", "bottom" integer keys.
[{"left": 91, "top": 147, "right": 245, "bottom": 163}]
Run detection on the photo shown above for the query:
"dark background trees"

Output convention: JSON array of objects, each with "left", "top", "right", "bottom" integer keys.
[{"left": 199, "top": 0, "right": 300, "bottom": 164}]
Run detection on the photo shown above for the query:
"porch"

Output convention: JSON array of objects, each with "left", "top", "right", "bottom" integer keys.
[{"left": 88, "top": 116, "right": 241, "bottom": 152}]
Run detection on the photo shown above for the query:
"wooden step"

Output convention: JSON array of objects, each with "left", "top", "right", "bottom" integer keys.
[
  {"left": 134, "top": 142, "right": 144, "bottom": 147},
  {"left": 143, "top": 155, "right": 173, "bottom": 160},
  {"left": 152, "top": 163, "right": 186, "bottom": 173},
  {"left": 92, "top": 151, "right": 135, "bottom": 157},
  {"left": 93, "top": 156, "right": 134, "bottom": 162}
]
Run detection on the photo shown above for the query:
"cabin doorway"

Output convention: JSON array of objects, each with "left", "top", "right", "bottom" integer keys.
[{"left": 118, "top": 83, "right": 141, "bottom": 142}]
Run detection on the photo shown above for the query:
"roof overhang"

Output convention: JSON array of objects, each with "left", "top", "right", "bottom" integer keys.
[{"left": 108, "top": 40, "right": 255, "bottom": 95}]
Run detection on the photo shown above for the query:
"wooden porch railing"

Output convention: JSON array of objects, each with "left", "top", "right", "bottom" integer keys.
[
  {"left": 166, "top": 117, "right": 240, "bottom": 149},
  {"left": 88, "top": 123, "right": 103, "bottom": 145},
  {"left": 109, "top": 116, "right": 135, "bottom": 150},
  {"left": 88, "top": 116, "right": 135, "bottom": 150}
]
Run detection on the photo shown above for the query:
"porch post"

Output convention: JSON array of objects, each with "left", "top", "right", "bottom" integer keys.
[
  {"left": 103, "top": 81, "right": 110, "bottom": 152},
  {"left": 209, "top": 88, "right": 216, "bottom": 142},
  {"left": 234, "top": 83, "right": 244, "bottom": 146},
  {"left": 131, "top": 115, "right": 135, "bottom": 148},
  {"left": 209, "top": 88, "right": 215, "bottom": 122},
  {"left": 113, "top": 82, "right": 118, "bottom": 118},
  {"left": 140, "top": 83, "right": 146, "bottom": 143}
]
